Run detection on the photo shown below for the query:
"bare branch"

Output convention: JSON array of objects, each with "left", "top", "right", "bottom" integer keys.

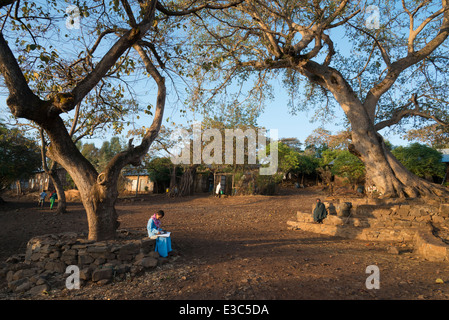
[
  {"left": 364, "top": 1, "right": 449, "bottom": 119},
  {"left": 347, "top": 22, "right": 391, "bottom": 67},
  {"left": 121, "top": 0, "right": 137, "bottom": 27},
  {"left": 156, "top": 0, "right": 244, "bottom": 16},
  {"left": 0, "top": 32, "right": 42, "bottom": 120},
  {"left": 374, "top": 94, "right": 449, "bottom": 131}
]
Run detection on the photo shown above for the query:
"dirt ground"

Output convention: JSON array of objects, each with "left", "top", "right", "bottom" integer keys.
[{"left": 1, "top": 186, "right": 449, "bottom": 301}]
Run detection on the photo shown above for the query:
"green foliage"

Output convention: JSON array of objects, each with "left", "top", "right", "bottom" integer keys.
[
  {"left": 276, "top": 142, "right": 300, "bottom": 174},
  {"left": 145, "top": 157, "right": 173, "bottom": 184},
  {"left": 98, "top": 137, "right": 126, "bottom": 170},
  {"left": 255, "top": 174, "right": 279, "bottom": 195},
  {"left": 392, "top": 143, "right": 446, "bottom": 179},
  {"left": 318, "top": 149, "right": 340, "bottom": 167},
  {"left": 79, "top": 142, "right": 100, "bottom": 168},
  {"left": 319, "top": 149, "right": 365, "bottom": 185},
  {"left": 0, "top": 123, "right": 41, "bottom": 190},
  {"left": 268, "top": 141, "right": 319, "bottom": 177},
  {"left": 330, "top": 150, "right": 365, "bottom": 185},
  {"left": 77, "top": 136, "right": 126, "bottom": 172}
]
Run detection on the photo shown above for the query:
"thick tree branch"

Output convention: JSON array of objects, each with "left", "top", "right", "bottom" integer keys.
[
  {"left": 68, "top": 25, "right": 150, "bottom": 112},
  {"left": 99, "top": 43, "right": 166, "bottom": 186},
  {"left": 155, "top": 0, "right": 244, "bottom": 16},
  {"left": 0, "top": 32, "right": 43, "bottom": 121},
  {"left": 121, "top": 0, "right": 137, "bottom": 27},
  {"left": 0, "top": 0, "right": 15, "bottom": 9},
  {"left": 364, "top": 0, "right": 449, "bottom": 116},
  {"left": 374, "top": 94, "right": 449, "bottom": 131}
]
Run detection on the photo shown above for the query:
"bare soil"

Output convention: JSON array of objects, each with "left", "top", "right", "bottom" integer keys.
[{"left": 1, "top": 186, "right": 449, "bottom": 301}]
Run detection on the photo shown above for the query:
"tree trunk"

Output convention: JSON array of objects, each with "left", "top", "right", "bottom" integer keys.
[
  {"left": 16, "top": 180, "right": 22, "bottom": 196},
  {"left": 44, "top": 117, "right": 117, "bottom": 239},
  {"left": 40, "top": 128, "right": 68, "bottom": 214},
  {"left": 178, "top": 165, "right": 197, "bottom": 196},
  {"left": 82, "top": 183, "right": 120, "bottom": 240},
  {"left": 348, "top": 107, "right": 448, "bottom": 199},
  {"left": 1, "top": 26, "right": 165, "bottom": 241},
  {"left": 48, "top": 167, "right": 67, "bottom": 214},
  {"left": 307, "top": 62, "right": 449, "bottom": 199},
  {"left": 168, "top": 164, "right": 178, "bottom": 197}
]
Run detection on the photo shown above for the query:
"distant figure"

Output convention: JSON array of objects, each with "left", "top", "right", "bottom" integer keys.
[
  {"left": 147, "top": 210, "right": 172, "bottom": 258},
  {"left": 209, "top": 181, "right": 213, "bottom": 193},
  {"left": 49, "top": 190, "right": 58, "bottom": 210},
  {"left": 313, "top": 198, "right": 328, "bottom": 224},
  {"left": 215, "top": 182, "right": 222, "bottom": 198},
  {"left": 38, "top": 190, "right": 47, "bottom": 208}
]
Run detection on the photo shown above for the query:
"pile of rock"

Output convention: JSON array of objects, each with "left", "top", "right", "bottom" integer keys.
[
  {"left": 0, "top": 230, "right": 161, "bottom": 297},
  {"left": 288, "top": 197, "right": 449, "bottom": 261}
]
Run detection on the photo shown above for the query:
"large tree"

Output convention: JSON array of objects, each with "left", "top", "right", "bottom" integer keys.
[
  {"left": 0, "top": 0, "right": 242, "bottom": 240},
  {"left": 185, "top": 0, "right": 449, "bottom": 198}
]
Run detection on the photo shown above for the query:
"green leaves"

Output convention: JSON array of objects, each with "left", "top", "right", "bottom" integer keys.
[
  {"left": 392, "top": 143, "right": 446, "bottom": 179},
  {"left": 0, "top": 122, "right": 41, "bottom": 190},
  {"left": 329, "top": 150, "right": 365, "bottom": 185}
]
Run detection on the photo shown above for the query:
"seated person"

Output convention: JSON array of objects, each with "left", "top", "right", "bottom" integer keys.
[
  {"left": 313, "top": 198, "right": 328, "bottom": 224},
  {"left": 147, "top": 210, "right": 172, "bottom": 258}
]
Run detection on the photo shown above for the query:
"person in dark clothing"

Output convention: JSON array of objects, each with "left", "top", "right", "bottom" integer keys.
[{"left": 313, "top": 198, "right": 328, "bottom": 224}]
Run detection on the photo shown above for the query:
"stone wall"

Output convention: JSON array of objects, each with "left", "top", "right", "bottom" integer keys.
[
  {"left": 288, "top": 197, "right": 449, "bottom": 261},
  {"left": 0, "top": 230, "right": 160, "bottom": 297}
]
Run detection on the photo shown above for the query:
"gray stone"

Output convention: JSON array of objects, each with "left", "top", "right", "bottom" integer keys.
[
  {"left": 61, "top": 249, "right": 78, "bottom": 265},
  {"left": 79, "top": 268, "right": 92, "bottom": 281},
  {"left": 141, "top": 238, "right": 156, "bottom": 253},
  {"left": 36, "top": 276, "right": 48, "bottom": 286},
  {"left": 114, "top": 264, "right": 130, "bottom": 274},
  {"left": 61, "top": 249, "right": 77, "bottom": 257},
  {"left": 30, "top": 253, "right": 42, "bottom": 262},
  {"left": 44, "top": 261, "right": 66, "bottom": 273},
  {"left": 87, "top": 246, "right": 110, "bottom": 254},
  {"left": 49, "top": 251, "right": 61, "bottom": 259},
  {"left": 6, "top": 270, "right": 14, "bottom": 283},
  {"left": 117, "top": 253, "right": 134, "bottom": 262},
  {"left": 96, "top": 279, "right": 111, "bottom": 285},
  {"left": 93, "top": 258, "right": 106, "bottom": 266},
  {"left": 8, "top": 278, "right": 28, "bottom": 291},
  {"left": 78, "top": 254, "right": 94, "bottom": 265},
  {"left": 15, "top": 280, "right": 32, "bottom": 293},
  {"left": 118, "top": 242, "right": 140, "bottom": 256},
  {"left": 92, "top": 268, "right": 113, "bottom": 282},
  {"left": 28, "top": 284, "right": 50, "bottom": 296},
  {"left": 336, "top": 202, "right": 352, "bottom": 217},
  {"left": 147, "top": 251, "right": 160, "bottom": 259},
  {"left": 388, "top": 246, "right": 400, "bottom": 255},
  {"left": 140, "top": 257, "right": 158, "bottom": 268},
  {"left": 135, "top": 252, "right": 146, "bottom": 261},
  {"left": 12, "top": 268, "right": 37, "bottom": 281}
]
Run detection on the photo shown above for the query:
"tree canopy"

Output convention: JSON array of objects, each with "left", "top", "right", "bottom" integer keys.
[
  {"left": 0, "top": 0, "right": 244, "bottom": 240},
  {"left": 0, "top": 122, "right": 41, "bottom": 191}
]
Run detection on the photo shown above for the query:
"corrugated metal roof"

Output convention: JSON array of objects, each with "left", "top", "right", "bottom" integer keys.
[{"left": 122, "top": 169, "right": 150, "bottom": 176}]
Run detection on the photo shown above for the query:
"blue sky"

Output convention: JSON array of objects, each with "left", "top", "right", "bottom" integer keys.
[{"left": 0, "top": 75, "right": 410, "bottom": 150}]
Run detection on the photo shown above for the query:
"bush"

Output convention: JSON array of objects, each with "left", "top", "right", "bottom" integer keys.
[{"left": 392, "top": 143, "right": 445, "bottom": 180}]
